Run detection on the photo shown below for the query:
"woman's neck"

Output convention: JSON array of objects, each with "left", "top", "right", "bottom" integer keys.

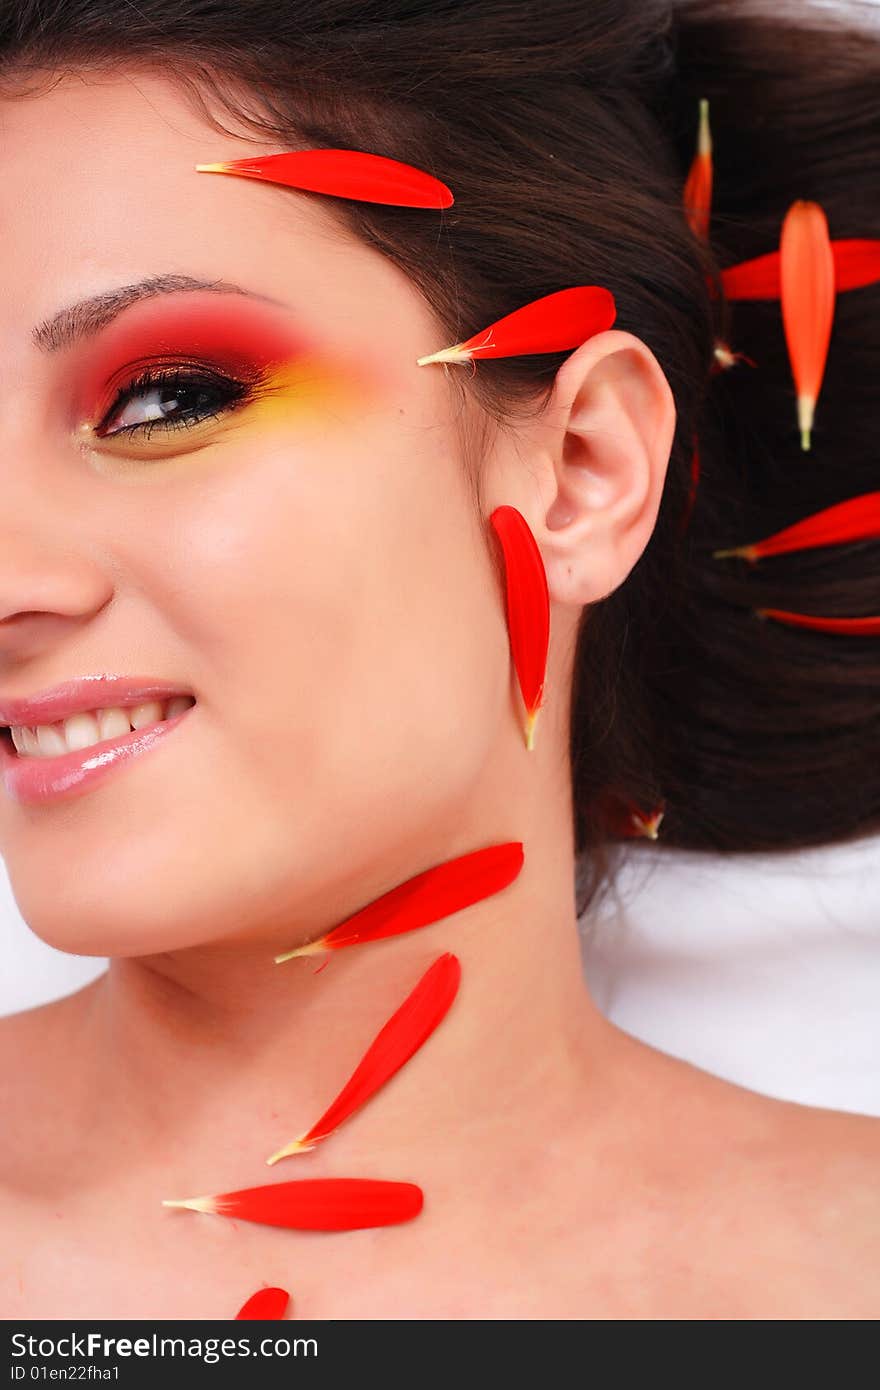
[{"left": 49, "top": 821, "right": 620, "bottom": 1208}]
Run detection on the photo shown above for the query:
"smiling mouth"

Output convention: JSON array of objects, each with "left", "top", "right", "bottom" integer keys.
[{"left": 1, "top": 695, "right": 197, "bottom": 759}]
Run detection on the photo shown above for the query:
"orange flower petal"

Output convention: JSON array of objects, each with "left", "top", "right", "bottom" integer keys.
[
  {"left": 683, "top": 98, "right": 713, "bottom": 242},
  {"left": 779, "top": 200, "right": 836, "bottom": 451}
]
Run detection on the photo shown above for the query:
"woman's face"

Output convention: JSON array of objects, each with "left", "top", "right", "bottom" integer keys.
[{"left": 0, "top": 71, "right": 519, "bottom": 956}]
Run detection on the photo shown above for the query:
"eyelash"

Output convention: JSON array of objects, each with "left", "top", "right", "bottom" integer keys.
[{"left": 94, "top": 363, "right": 257, "bottom": 442}]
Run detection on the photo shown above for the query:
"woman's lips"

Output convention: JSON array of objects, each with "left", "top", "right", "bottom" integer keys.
[{"left": 0, "top": 702, "right": 196, "bottom": 807}]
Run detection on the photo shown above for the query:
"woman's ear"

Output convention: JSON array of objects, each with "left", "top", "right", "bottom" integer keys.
[{"left": 513, "top": 329, "right": 676, "bottom": 608}]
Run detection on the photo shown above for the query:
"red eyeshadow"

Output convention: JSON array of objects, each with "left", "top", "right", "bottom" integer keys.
[{"left": 74, "top": 291, "right": 319, "bottom": 420}]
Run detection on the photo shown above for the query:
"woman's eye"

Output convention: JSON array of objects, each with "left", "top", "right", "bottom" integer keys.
[{"left": 94, "top": 367, "right": 250, "bottom": 441}]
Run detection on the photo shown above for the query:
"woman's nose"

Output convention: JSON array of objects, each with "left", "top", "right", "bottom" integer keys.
[{"left": 0, "top": 531, "right": 114, "bottom": 662}]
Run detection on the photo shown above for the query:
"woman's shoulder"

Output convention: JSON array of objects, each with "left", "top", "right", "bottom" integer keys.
[
  {"left": 589, "top": 1031, "right": 880, "bottom": 1316},
  {"left": 737, "top": 1099, "right": 880, "bottom": 1316},
  {"left": 685, "top": 1060, "right": 880, "bottom": 1314}
]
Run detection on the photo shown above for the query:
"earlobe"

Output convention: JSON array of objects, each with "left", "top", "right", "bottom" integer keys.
[{"left": 539, "top": 330, "right": 676, "bottom": 607}]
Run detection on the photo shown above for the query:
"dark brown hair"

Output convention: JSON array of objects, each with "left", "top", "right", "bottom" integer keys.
[{"left": 3, "top": 0, "right": 878, "bottom": 914}]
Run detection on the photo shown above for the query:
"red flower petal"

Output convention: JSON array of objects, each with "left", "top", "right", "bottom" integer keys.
[
  {"left": 714, "top": 491, "right": 880, "bottom": 561},
  {"left": 266, "top": 954, "right": 461, "bottom": 1163},
  {"left": 489, "top": 506, "right": 550, "bottom": 750},
  {"left": 832, "top": 237, "right": 880, "bottom": 290},
  {"left": 236, "top": 1287, "right": 291, "bottom": 1319},
  {"left": 416, "top": 287, "right": 616, "bottom": 366},
  {"left": 274, "top": 841, "right": 524, "bottom": 961},
  {"left": 195, "top": 149, "right": 453, "bottom": 208},
  {"left": 163, "top": 1177, "right": 423, "bottom": 1230},
  {"left": 720, "top": 248, "right": 784, "bottom": 300},
  {"left": 780, "top": 200, "right": 836, "bottom": 451},
  {"left": 683, "top": 98, "right": 713, "bottom": 242},
  {"left": 756, "top": 608, "right": 880, "bottom": 635},
  {"left": 721, "top": 238, "right": 880, "bottom": 300}
]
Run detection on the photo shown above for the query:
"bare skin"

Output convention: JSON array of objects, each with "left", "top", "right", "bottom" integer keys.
[
  {"left": 0, "top": 71, "right": 877, "bottom": 1321},
  {"left": 1, "top": 982, "right": 878, "bottom": 1319}
]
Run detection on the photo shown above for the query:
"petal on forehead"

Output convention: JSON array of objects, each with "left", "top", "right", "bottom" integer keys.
[{"left": 195, "top": 148, "right": 454, "bottom": 208}]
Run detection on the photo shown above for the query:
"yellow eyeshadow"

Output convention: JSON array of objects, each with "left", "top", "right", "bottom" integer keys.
[
  {"left": 240, "top": 358, "right": 367, "bottom": 426},
  {"left": 79, "top": 354, "right": 373, "bottom": 464}
]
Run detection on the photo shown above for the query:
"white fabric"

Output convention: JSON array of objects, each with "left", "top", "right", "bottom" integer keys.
[
  {"left": 2, "top": 830, "right": 879, "bottom": 1116},
  {"left": 579, "top": 831, "right": 880, "bottom": 1116}
]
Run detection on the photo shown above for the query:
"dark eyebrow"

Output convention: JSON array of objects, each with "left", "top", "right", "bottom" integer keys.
[{"left": 32, "top": 274, "right": 287, "bottom": 353}]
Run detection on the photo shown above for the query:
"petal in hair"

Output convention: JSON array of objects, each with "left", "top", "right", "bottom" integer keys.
[
  {"left": 712, "top": 340, "right": 757, "bottom": 372},
  {"left": 163, "top": 1177, "right": 423, "bottom": 1230},
  {"left": 714, "top": 491, "right": 880, "bottom": 561},
  {"left": 683, "top": 98, "right": 713, "bottom": 242},
  {"left": 416, "top": 286, "right": 616, "bottom": 365},
  {"left": 195, "top": 149, "right": 453, "bottom": 208},
  {"left": 274, "top": 841, "right": 524, "bottom": 961},
  {"left": 831, "top": 237, "right": 880, "bottom": 291},
  {"left": 779, "top": 200, "right": 836, "bottom": 451},
  {"left": 722, "top": 239, "right": 880, "bottom": 300},
  {"left": 489, "top": 506, "right": 550, "bottom": 751},
  {"left": 266, "top": 953, "right": 461, "bottom": 1164},
  {"left": 597, "top": 793, "right": 665, "bottom": 841},
  {"left": 755, "top": 608, "right": 880, "bottom": 635}
]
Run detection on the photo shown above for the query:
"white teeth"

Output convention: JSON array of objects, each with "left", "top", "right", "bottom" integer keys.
[
  {"left": 165, "top": 696, "right": 194, "bottom": 719},
  {"left": 8, "top": 696, "right": 195, "bottom": 758},
  {"left": 36, "top": 724, "right": 68, "bottom": 758},
  {"left": 125, "top": 701, "right": 166, "bottom": 733},
  {"left": 97, "top": 707, "right": 138, "bottom": 742},
  {"left": 63, "top": 712, "right": 104, "bottom": 752}
]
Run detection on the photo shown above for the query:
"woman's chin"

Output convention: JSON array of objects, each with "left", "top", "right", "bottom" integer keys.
[{"left": 7, "top": 887, "right": 223, "bottom": 961}]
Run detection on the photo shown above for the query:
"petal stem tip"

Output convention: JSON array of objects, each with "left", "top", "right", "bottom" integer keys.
[
  {"left": 524, "top": 708, "right": 540, "bottom": 751},
  {"left": 416, "top": 345, "right": 469, "bottom": 366},
  {"left": 633, "top": 812, "right": 663, "bottom": 840},
  {"left": 267, "top": 954, "right": 461, "bottom": 1159},
  {"left": 162, "top": 1176, "right": 423, "bottom": 1231},
  {"left": 265, "top": 1138, "right": 316, "bottom": 1165},
  {"left": 713, "top": 544, "right": 757, "bottom": 561},
  {"left": 697, "top": 98, "right": 712, "bottom": 156},
  {"left": 274, "top": 940, "right": 326, "bottom": 964}
]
